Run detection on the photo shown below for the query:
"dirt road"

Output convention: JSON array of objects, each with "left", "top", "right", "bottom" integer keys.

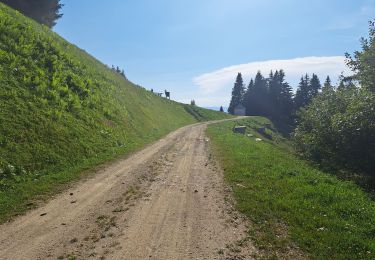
[{"left": 0, "top": 122, "right": 255, "bottom": 260}]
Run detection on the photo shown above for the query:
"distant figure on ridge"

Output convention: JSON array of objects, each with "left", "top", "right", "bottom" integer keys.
[{"left": 165, "top": 90, "right": 170, "bottom": 99}]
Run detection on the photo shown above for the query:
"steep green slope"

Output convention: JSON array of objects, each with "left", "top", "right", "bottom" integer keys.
[{"left": 0, "top": 3, "right": 232, "bottom": 222}]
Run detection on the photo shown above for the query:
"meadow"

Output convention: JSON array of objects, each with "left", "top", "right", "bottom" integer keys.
[{"left": 207, "top": 117, "right": 375, "bottom": 259}]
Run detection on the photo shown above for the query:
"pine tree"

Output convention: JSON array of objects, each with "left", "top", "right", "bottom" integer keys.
[
  {"left": 278, "top": 70, "right": 294, "bottom": 122},
  {"left": 324, "top": 76, "right": 331, "bottom": 87},
  {"left": 309, "top": 73, "right": 321, "bottom": 96},
  {"left": 251, "top": 71, "right": 268, "bottom": 115},
  {"left": 228, "top": 73, "right": 245, "bottom": 114},
  {"left": 294, "top": 74, "right": 310, "bottom": 110},
  {"left": 266, "top": 70, "right": 293, "bottom": 122},
  {"left": 322, "top": 76, "right": 334, "bottom": 92},
  {"left": 294, "top": 74, "right": 322, "bottom": 110},
  {"left": 219, "top": 106, "right": 224, "bottom": 112},
  {"left": 268, "top": 70, "right": 281, "bottom": 118},
  {"left": 243, "top": 78, "right": 254, "bottom": 115},
  {"left": 1, "top": 0, "right": 63, "bottom": 28}
]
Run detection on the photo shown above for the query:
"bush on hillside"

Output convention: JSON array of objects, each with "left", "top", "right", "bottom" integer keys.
[
  {"left": 295, "top": 20, "right": 375, "bottom": 182},
  {"left": 294, "top": 87, "right": 375, "bottom": 175}
]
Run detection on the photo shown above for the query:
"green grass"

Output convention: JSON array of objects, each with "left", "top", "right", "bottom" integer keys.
[
  {"left": 183, "top": 105, "right": 233, "bottom": 121},
  {"left": 207, "top": 117, "right": 375, "bottom": 259},
  {"left": 0, "top": 3, "right": 231, "bottom": 223}
]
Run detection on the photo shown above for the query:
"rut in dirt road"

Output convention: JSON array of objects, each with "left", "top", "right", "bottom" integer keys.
[{"left": 0, "top": 122, "right": 256, "bottom": 260}]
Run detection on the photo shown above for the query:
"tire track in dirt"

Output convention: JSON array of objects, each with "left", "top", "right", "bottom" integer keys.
[{"left": 0, "top": 121, "right": 256, "bottom": 260}]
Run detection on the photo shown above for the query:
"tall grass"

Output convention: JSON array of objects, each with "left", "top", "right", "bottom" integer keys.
[{"left": 207, "top": 118, "right": 375, "bottom": 259}]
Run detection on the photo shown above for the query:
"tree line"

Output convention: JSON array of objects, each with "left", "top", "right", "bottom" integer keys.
[
  {"left": 228, "top": 21, "right": 375, "bottom": 183},
  {"left": 228, "top": 70, "right": 331, "bottom": 124}
]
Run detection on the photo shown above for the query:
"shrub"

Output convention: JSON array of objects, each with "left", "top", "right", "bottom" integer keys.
[{"left": 294, "top": 87, "right": 375, "bottom": 175}]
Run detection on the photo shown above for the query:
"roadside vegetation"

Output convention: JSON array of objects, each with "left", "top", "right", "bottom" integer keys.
[
  {"left": 227, "top": 20, "right": 375, "bottom": 190},
  {"left": 294, "top": 87, "right": 374, "bottom": 189},
  {"left": 207, "top": 118, "right": 375, "bottom": 259},
  {"left": 294, "top": 21, "right": 375, "bottom": 187},
  {"left": 0, "top": 3, "right": 231, "bottom": 223}
]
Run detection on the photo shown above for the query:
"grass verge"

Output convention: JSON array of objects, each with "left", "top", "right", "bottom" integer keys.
[{"left": 207, "top": 117, "right": 375, "bottom": 259}]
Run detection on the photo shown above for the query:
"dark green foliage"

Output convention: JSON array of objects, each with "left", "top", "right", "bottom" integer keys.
[
  {"left": 251, "top": 71, "right": 269, "bottom": 115},
  {"left": 208, "top": 118, "right": 375, "bottom": 259},
  {"left": 243, "top": 70, "right": 293, "bottom": 124},
  {"left": 0, "top": 3, "right": 229, "bottom": 222},
  {"left": 309, "top": 73, "right": 322, "bottom": 96},
  {"left": 219, "top": 106, "right": 224, "bottom": 112},
  {"left": 294, "top": 74, "right": 310, "bottom": 109},
  {"left": 268, "top": 70, "right": 294, "bottom": 123},
  {"left": 295, "top": 21, "right": 375, "bottom": 181},
  {"left": 294, "top": 87, "right": 375, "bottom": 176},
  {"left": 243, "top": 78, "right": 254, "bottom": 115},
  {"left": 243, "top": 72, "right": 268, "bottom": 116},
  {"left": 338, "top": 75, "right": 357, "bottom": 91},
  {"left": 322, "top": 75, "right": 333, "bottom": 92},
  {"left": 228, "top": 73, "right": 245, "bottom": 114},
  {"left": 294, "top": 74, "right": 322, "bottom": 111},
  {"left": 0, "top": 0, "right": 62, "bottom": 28},
  {"left": 346, "top": 20, "right": 375, "bottom": 92}
]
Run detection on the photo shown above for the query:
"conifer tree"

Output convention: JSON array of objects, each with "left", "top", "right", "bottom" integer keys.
[
  {"left": 266, "top": 70, "right": 293, "bottom": 121},
  {"left": 268, "top": 70, "right": 281, "bottom": 118},
  {"left": 309, "top": 73, "right": 322, "bottom": 96},
  {"left": 1, "top": 0, "right": 63, "bottom": 28},
  {"left": 294, "top": 74, "right": 322, "bottom": 110},
  {"left": 268, "top": 70, "right": 278, "bottom": 100},
  {"left": 243, "top": 78, "right": 254, "bottom": 115},
  {"left": 322, "top": 76, "right": 334, "bottom": 92},
  {"left": 251, "top": 71, "right": 268, "bottom": 115},
  {"left": 228, "top": 73, "right": 245, "bottom": 114},
  {"left": 294, "top": 74, "right": 310, "bottom": 110},
  {"left": 324, "top": 76, "right": 332, "bottom": 88},
  {"left": 278, "top": 70, "right": 294, "bottom": 122},
  {"left": 219, "top": 106, "right": 224, "bottom": 112}
]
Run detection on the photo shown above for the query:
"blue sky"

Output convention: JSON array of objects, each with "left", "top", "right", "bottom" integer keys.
[{"left": 55, "top": 0, "right": 375, "bottom": 107}]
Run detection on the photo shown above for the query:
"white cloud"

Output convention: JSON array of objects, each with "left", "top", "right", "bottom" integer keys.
[{"left": 190, "top": 56, "right": 352, "bottom": 107}]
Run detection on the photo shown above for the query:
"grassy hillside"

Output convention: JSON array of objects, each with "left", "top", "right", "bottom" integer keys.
[
  {"left": 207, "top": 117, "right": 375, "bottom": 259},
  {"left": 0, "top": 3, "right": 231, "bottom": 222},
  {"left": 183, "top": 105, "right": 232, "bottom": 121}
]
